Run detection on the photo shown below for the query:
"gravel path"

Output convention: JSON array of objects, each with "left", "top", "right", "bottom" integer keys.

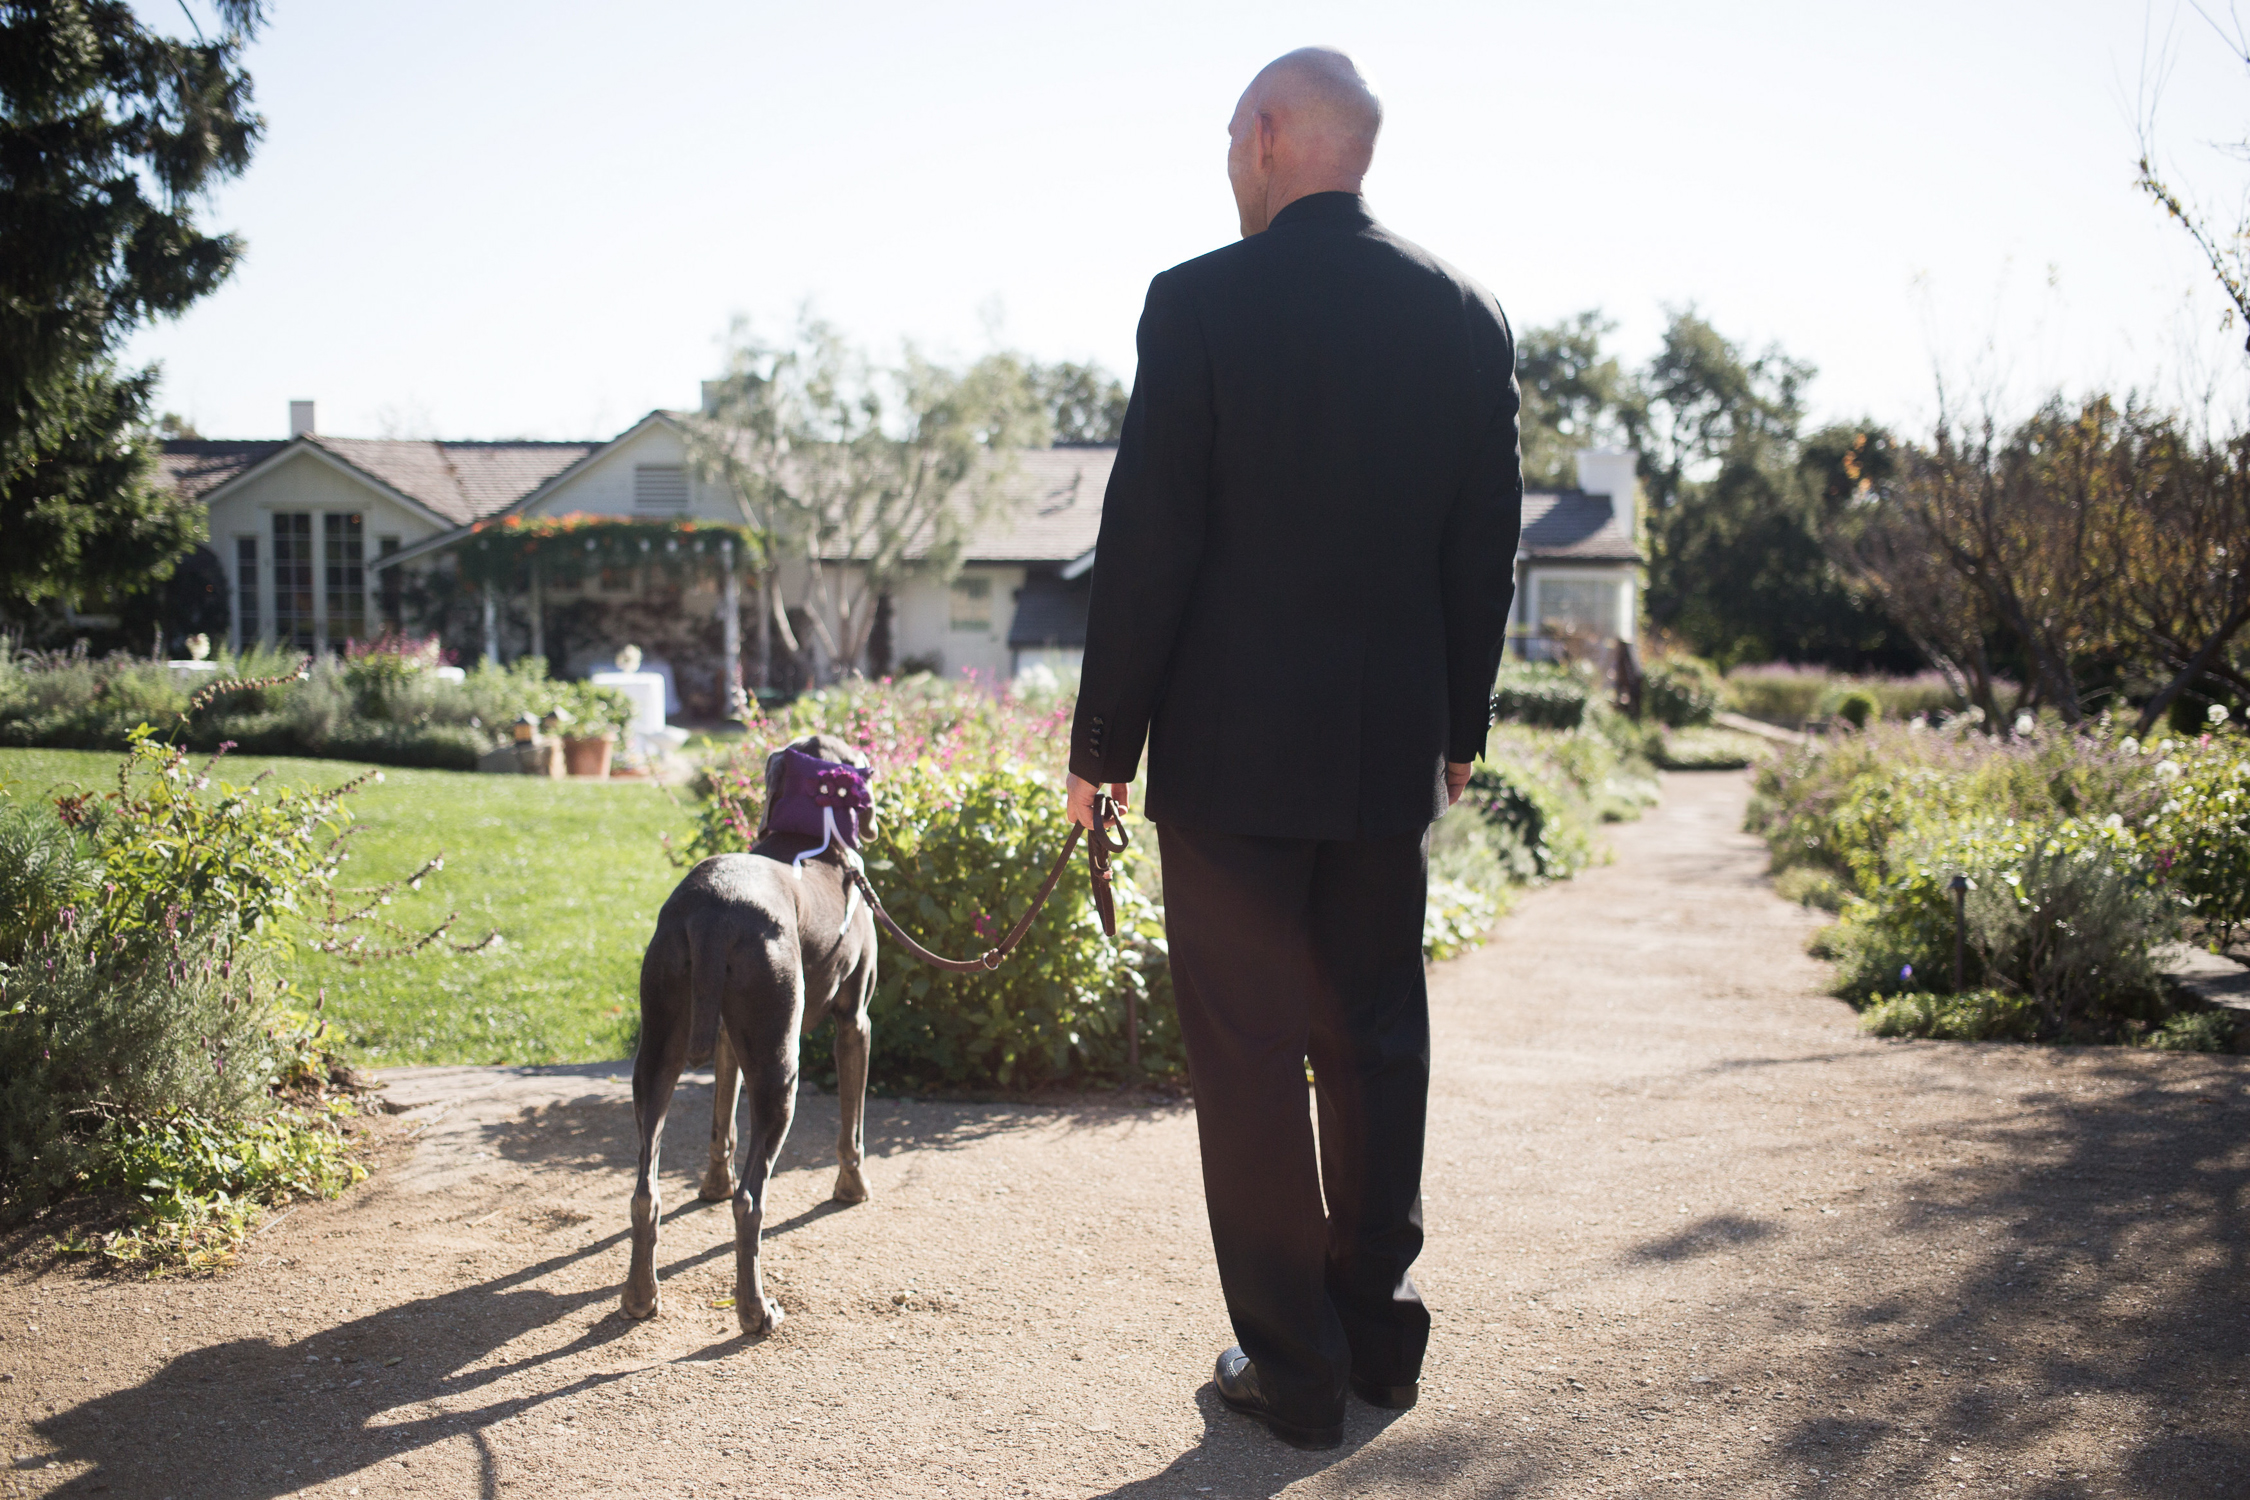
[{"left": 5, "top": 770, "right": 2248, "bottom": 1498}]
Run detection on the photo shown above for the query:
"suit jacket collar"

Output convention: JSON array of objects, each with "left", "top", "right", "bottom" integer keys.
[{"left": 1267, "top": 191, "right": 1376, "bottom": 232}]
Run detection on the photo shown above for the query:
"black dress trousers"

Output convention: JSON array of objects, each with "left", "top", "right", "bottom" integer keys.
[{"left": 1157, "top": 820, "right": 1434, "bottom": 1426}]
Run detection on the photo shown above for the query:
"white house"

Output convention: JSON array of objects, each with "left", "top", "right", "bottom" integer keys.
[
  {"left": 159, "top": 402, "right": 1638, "bottom": 710},
  {"left": 1513, "top": 448, "right": 1644, "bottom": 661},
  {"left": 158, "top": 402, "right": 596, "bottom": 655}
]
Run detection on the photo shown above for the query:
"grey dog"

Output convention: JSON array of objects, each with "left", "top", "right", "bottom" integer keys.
[{"left": 621, "top": 733, "right": 877, "bottom": 1337}]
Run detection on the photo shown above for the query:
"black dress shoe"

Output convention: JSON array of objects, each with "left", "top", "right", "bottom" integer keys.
[
  {"left": 1350, "top": 1372, "right": 1418, "bottom": 1410},
  {"left": 1214, "top": 1346, "right": 1343, "bottom": 1451}
]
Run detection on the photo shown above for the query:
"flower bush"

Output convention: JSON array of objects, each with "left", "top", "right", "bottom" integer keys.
[
  {"left": 1642, "top": 655, "right": 1723, "bottom": 727},
  {"left": 1754, "top": 716, "right": 2250, "bottom": 1043},
  {"left": 0, "top": 720, "right": 472, "bottom": 1259},
  {"left": 675, "top": 676, "right": 1648, "bottom": 1089},
  {"left": 681, "top": 739, "right": 1172, "bottom": 1091},
  {"left": 1491, "top": 662, "right": 1590, "bottom": 730}
]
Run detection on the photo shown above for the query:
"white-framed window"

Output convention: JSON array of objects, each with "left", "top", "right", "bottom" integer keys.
[
  {"left": 1529, "top": 570, "right": 1635, "bottom": 642},
  {"left": 234, "top": 536, "right": 259, "bottom": 650},
  {"left": 272, "top": 512, "right": 316, "bottom": 650},
  {"left": 633, "top": 464, "right": 688, "bottom": 514},
  {"left": 949, "top": 574, "right": 993, "bottom": 633},
  {"left": 323, "top": 512, "right": 366, "bottom": 649}
]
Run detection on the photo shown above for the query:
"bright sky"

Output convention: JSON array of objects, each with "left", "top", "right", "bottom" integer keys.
[{"left": 127, "top": 0, "right": 2250, "bottom": 443}]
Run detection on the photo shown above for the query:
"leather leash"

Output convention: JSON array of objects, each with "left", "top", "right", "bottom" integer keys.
[{"left": 843, "top": 793, "right": 1130, "bottom": 974}]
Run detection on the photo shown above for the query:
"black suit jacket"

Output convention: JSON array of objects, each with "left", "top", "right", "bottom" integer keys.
[{"left": 1068, "top": 192, "right": 1523, "bottom": 840}]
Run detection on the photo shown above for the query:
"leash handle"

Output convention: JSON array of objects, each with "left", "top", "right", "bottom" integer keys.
[{"left": 1085, "top": 792, "right": 1128, "bottom": 939}]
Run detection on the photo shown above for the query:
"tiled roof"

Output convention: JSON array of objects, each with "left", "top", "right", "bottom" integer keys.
[
  {"left": 308, "top": 438, "right": 600, "bottom": 524},
  {"left": 925, "top": 446, "right": 1116, "bottom": 564},
  {"left": 1519, "top": 489, "right": 1640, "bottom": 563},
  {"left": 155, "top": 441, "right": 286, "bottom": 501},
  {"left": 154, "top": 436, "right": 601, "bottom": 525}
]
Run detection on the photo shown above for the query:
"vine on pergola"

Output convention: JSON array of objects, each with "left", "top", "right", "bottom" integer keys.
[{"left": 454, "top": 513, "right": 764, "bottom": 591}]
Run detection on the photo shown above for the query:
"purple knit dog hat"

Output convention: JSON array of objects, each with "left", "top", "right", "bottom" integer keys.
[{"left": 766, "top": 745, "right": 873, "bottom": 868}]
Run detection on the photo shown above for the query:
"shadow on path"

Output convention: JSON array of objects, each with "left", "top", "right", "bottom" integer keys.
[{"left": 25, "top": 1080, "right": 1162, "bottom": 1499}]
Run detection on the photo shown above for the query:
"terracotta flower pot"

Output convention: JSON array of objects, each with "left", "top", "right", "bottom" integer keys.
[{"left": 562, "top": 736, "right": 613, "bottom": 779}]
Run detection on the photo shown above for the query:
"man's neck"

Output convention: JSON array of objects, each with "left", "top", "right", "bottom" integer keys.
[{"left": 1243, "top": 177, "right": 1363, "bottom": 236}]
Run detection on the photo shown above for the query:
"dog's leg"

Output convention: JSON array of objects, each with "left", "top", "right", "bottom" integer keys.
[
  {"left": 624, "top": 938, "right": 689, "bottom": 1321},
  {"left": 728, "top": 953, "right": 801, "bottom": 1339},
  {"left": 732, "top": 1060, "right": 798, "bottom": 1337},
  {"left": 700, "top": 1027, "right": 741, "bottom": 1202},
  {"left": 831, "top": 984, "right": 872, "bottom": 1204}
]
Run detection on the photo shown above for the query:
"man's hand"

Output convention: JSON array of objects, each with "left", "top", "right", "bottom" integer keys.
[
  {"left": 1445, "top": 760, "right": 1473, "bottom": 807},
  {"left": 1067, "top": 771, "right": 1131, "bottom": 832}
]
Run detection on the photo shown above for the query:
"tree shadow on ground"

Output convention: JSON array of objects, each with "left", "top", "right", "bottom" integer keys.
[
  {"left": 1346, "top": 1050, "right": 2250, "bottom": 1498},
  {"left": 1714, "top": 1052, "right": 2250, "bottom": 1497},
  {"left": 22, "top": 1081, "right": 1190, "bottom": 1498}
]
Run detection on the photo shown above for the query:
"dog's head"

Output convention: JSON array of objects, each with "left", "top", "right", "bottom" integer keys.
[{"left": 757, "top": 733, "right": 872, "bottom": 838}]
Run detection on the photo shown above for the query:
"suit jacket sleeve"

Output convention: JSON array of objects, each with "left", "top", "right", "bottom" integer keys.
[
  {"left": 1069, "top": 271, "right": 1213, "bottom": 785},
  {"left": 1439, "top": 375, "right": 1525, "bottom": 765}
]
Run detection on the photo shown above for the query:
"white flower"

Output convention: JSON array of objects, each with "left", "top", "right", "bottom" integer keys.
[
  {"left": 2104, "top": 813, "right": 2124, "bottom": 830},
  {"left": 2122, "top": 739, "right": 2143, "bottom": 755},
  {"left": 2211, "top": 703, "right": 2233, "bottom": 726},
  {"left": 2156, "top": 760, "right": 2183, "bottom": 779},
  {"left": 2013, "top": 713, "right": 2036, "bottom": 737}
]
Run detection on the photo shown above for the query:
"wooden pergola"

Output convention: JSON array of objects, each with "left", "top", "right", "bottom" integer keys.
[{"left": 456, "top": 513, "right": 764, "bottom": 711}]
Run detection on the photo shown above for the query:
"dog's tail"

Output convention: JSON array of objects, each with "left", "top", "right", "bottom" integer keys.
[{"left": 686, "top": 921, "right": 728, "bottom": 1068}]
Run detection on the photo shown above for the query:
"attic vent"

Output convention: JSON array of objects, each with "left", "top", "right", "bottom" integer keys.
[{"left": 634, "top": 464, "right": 687, "bottom": 514}]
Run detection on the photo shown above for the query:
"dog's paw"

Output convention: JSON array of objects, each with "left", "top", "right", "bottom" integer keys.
[
  {"left": 737, "top": 1295, "right": 784, "bottom": 1339},
  {"left": 832, "top": 1165, "right": 869, "bottom": 1204},
  {"left": 620, "top": 1287, "right": 660, "bottom": 1322}
]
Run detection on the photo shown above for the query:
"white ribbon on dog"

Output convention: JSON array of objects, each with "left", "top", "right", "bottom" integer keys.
[
  {"left": 791, "top": 804, "right": 844, "bottom": 873},
  {"left": 790, "top": 805, "right": 865, "bottom": 943}
]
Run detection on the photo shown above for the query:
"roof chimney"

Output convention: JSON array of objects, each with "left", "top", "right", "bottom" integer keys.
[
  {"left": 289, "top": 400, "right": 316, "bottom": 437},
  {"left": 1573, "top": 448, "right": 1639, "bottom": 533}
]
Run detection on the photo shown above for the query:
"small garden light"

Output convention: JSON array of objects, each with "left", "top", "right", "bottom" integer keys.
[{"left": 1948, "top": 873, "right": 1970, "bottom": 991}]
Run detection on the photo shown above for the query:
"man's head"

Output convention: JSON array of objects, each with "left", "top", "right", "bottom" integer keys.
[{"left": 1225, "top": 47, "right": 1383, "bottom": 238}]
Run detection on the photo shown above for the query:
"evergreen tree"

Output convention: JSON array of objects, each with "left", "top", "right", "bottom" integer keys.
[{"left": 1, "top": 0, "right": 266, "bottom": 614}]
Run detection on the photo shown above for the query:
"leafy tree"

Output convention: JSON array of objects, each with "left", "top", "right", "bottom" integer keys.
[
  {"left": 1841, "top": 397, "right": 2249, "bottom": 732},
  {"left": 2092, "top": 428, "right": 2250, "bottom": 733},
  {"left": 1655, "top": 426, "right": 1918, "bottom": 671},
  {"left": 1625, "top": 308, "right": 1811, "bottom": 515},
  {"left": 1515, "top": 310, "right": 1637, "bottom": 489},
  {"left": 1029, "top": 360, "right": 1125, "bottom": 445},
  {"left": 689, "top": 317, "right": 1044, "bottom": 682},
  {"left": 2128, "top": 12, "right": 2250, "bottom": 729},
  {"left": 1602, "top": 309, "right": 1915, "bottom": 669},
  {"left": 1, "top": 0, "right": 265, "bottom": 614}
]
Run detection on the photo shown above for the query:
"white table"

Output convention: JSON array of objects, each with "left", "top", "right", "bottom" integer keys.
[{"left": 589, "top": 670, "right": 668, "bottom": 737}]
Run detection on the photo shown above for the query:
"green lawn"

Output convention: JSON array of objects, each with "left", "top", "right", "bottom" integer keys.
[{"left": 0, "top": 749, "right": 692, "bottom": 1067}]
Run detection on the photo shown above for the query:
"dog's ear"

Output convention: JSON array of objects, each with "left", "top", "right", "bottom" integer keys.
[
  {"left": 810, "top": 732, "right": 869, "bottom": 770},
  {"left": 758, "top": 747, "right": 789, "bottom": 836}
]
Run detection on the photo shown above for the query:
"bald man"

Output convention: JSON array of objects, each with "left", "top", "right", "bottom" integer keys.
[{"left": 1064, "top": 48, "right": 1522, "bottom": 1450}]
